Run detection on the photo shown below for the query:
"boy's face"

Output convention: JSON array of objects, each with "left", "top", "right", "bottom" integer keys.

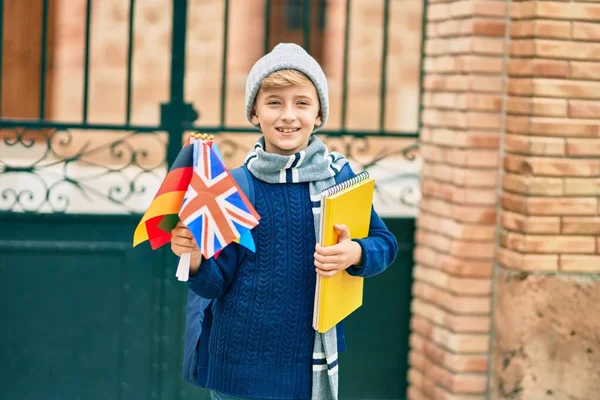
[{"left": 251, "top": 83, "right": 322, "bottom": 156}]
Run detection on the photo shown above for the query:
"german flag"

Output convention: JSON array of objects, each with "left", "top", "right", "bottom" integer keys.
[{"left": 133, "top": 142, "right": 194, "bottom": 249}]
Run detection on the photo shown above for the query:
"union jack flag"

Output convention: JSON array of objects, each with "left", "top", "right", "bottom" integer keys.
[{"left": 179, "top": 141, "right": 260, "bottom": 259}]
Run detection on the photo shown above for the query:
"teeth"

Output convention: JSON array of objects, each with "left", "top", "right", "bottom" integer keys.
[{"left": 278, "top": 128, "right": 299, "bottom": 133}]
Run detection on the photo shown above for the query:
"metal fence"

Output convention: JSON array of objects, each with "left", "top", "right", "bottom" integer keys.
[{"left": 0, "top": 0, "right": 424, "bottom": 216}]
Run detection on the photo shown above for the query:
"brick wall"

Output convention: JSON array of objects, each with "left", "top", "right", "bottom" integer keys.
[
  {"left": 494, "top": 1, "right": 600, "bottom": 398},
  {"left": 412, "top": 0, "right": 600, "bottom": 399},
  {"left": 408, "top": 1, "right": 508, "bottom": 398}
]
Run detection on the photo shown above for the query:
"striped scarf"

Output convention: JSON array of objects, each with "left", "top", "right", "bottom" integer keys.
[{"left": 245, "top": 135, "right": 345, "bottom": 400}]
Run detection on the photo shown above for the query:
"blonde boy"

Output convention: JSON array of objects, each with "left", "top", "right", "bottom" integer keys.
[{"left": 171, "top": 43, "right": 398, "bottom": 400}]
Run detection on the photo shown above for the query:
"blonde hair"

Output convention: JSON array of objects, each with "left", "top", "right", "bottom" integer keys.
[
  {"left": 260, "top": 69, "right": 311, "bottom": 89},
  {"left": 255, "top": 69, "right": 321, "bottom": 117}
]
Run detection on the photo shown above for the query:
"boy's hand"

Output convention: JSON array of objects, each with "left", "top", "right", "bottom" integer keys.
[
  {"left": 314, "top": 224, "right": 363, "bottom": 277},
  {"left": 171, "top": 221, "right": 202, "bottom": 275}
]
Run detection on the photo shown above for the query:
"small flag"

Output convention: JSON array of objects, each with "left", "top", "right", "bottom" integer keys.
[
  {"left": 179, "top": 141, "right": 260, "bottom": 259},
  {"left": 133, "top": 142, "right": 194, "bottom": 249}
]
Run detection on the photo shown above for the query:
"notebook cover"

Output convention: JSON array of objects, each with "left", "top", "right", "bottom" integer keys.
[{"left": 313, "top": 177, "right": 375, "bottom": 333}]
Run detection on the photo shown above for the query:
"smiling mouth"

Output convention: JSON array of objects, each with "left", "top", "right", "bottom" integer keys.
[{"left": 276, "top": 127, "right": 300, "bottom": 133}]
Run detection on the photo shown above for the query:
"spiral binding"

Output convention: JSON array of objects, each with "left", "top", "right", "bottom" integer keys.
[{"left": 323, "top": 170, "right": 370, "bottom": 197}]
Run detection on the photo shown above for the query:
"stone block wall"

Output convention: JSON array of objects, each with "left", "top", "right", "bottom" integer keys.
[
  {"left": 410, "top": 0, "right": 600, "bottom": 399},
  {"left": 494, "top": 1, "right": 600, "bottom": 399}
]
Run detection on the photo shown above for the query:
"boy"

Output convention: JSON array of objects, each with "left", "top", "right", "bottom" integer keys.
[{"left": 171, "top": 43, "right": 398, "bottom": 400}]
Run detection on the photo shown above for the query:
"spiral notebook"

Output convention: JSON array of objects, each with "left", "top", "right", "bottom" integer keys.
[{"left": 313, "top": 171, "right": 375, "bottom": 333}]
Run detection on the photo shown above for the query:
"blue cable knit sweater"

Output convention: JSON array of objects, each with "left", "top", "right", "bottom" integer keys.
[{"left": 186, "top": 171, "right": 398, "bottom": 399}]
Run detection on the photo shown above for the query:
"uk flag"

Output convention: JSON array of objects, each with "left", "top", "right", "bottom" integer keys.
[{"left": 179, "top": 141, "right": 260, "bottom": 259}]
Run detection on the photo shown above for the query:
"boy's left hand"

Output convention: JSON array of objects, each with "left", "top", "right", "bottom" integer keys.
[{"left": 314, "top": 224, "right": 363, "bottom": 277}]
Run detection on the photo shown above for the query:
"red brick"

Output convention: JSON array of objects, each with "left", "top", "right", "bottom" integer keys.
[
  {"left": 523, "top": 235, "right": 596, "bottom": 253},
  {"left": 504, "top": 154, "right": 600, "bottom": 177},
  {"left": 452, "top": 0, "right": 508, "bottom": 18},
  {"left": 411, "top": 315, "right": 491, "bottom": 353},
  {"left": 414, "top": 265, "right": 492, "bottom": 295},
  {"left": 532, "top": 98, "right": 568, "bottom": 117},
  {"left": 498, "top": 247, "right": 559, "bottom": 271},
  {"left": 535, "top": 2, "right": 600, "bottom": 21},
  {"left": 504, "top": 134, "right": 566, "bottom": 156},
  {"left": 505, "top": 115, "right": 531, "bottom": 134},
  {"left": 503, "top": 173, "right": 563, "bottom": 196},
  {"left": 411, "top": 300, "right": 491, "bottom": 333},
  {"left": 412, "top": 282, "right": 492, "bottom": 314},
  {"left": 414, "top": 246, "right": 494, "bottom": 278},
  {"left": 563, "top": 178, "right": 600, "bottom": 195},
  {"left": 566, "top": 138, "right": 600, "bottom": 156},
  {"left": 573, "top": 22, "right": 600, "bottom": 41},
  {"left": 508, "top": 59, "right": 569, "bottom": 78},
  {"left": 533, "top": 79, "right": 600, "bottom": 101},
  {"left": 502, "top": 210, "right": 561, "bottom": 234},
  {"left": 428, "top": 3, "right": 450, "bottom": 21},
  {"left": 560, "top": 255, "right": 600, "bottom": 273},
  {"left": 450, "top": 149, "right": 499, "bottom": 168},
  {"left": 562, "top": 217, "right": 600, "bottom": 235},
  {"left": 507, "top": 97, "right": 568, "bottom": 117},
  {"left": 454, "top": 131, "right": 500, "bottom": 149},
  {"left": 410, "top": 334, "right": 489, "bottom": 374},
  {"left": 507, "top": 78, "right": 534, "bottom": 96},
  {"left": 511, "top": 20, "right": 571, "bottom": 39},
  {"left": 571, "top": 61, "right": 600, "bottom": 80},
  {"left": 527, "top": 197, "right": 598, "bottom": 216},
  {"left": 451, "top": 167, "right": 498, "bottom": 188},
  {"left": 452, "top": 203, "right": 497, "bottom": 224},
  {"left": 529, "top": 117, "right": 600, "bottom": 138},
  {"left": 502, "top": 192, "right": 528, "bottom": 214},
  {"left": 421, "top": 179, "right": 498, "bottom": 206},
  {"left": 501, "top": 232, "right": 595, "bottom": 253},
  {"left": 569, "top": 101, "right": 600, "bottom": 119},
  {"left": 419, "top": 212, "right": 496, "bottom": 240}
]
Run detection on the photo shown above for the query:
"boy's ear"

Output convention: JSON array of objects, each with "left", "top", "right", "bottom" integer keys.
[
  {"left": 250, "top": 108, "right": 259, "bottom": 125},
  {"left": 315, "top": 113, "right": 323, "bottom": 127}
]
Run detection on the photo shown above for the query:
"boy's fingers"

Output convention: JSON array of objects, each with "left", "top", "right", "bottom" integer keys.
[
  {"left": 315, "top": 243, "right": 340, "bottom": 256},
  {"left": 314, "top": 260, "right": 337, "bottom": 271},
  {"left": 333, "top": 224, "right": 351, "bottom": 242},
  {"left": 172, "top": 227, "right": 193, "bottom": 239},
  {"left": 316, "top": 268, "right": 338, "bottom": 277},
  {"left": 314, "top": 252, "right": 340, "bottom": 264}
]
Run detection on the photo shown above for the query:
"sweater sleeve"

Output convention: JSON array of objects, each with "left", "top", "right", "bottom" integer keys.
[
  {"left": 185, "top": 243, "right": 245, "bottom": 299},
  {"left": 338, "top": 164, "right": 399, "bottom": 278},
  {"left": 346, "top": 207, "right": 398, "bottom": 278}
]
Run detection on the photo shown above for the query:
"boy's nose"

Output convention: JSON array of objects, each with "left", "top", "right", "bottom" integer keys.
[{"left": 280, "top": 108, "right": 297, "bottom": 122}]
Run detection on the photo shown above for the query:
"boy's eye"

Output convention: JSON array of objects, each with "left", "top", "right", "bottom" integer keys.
[
  {"left": 298, "top": 101, "right": 310, "bottom": 106},
  {"left": 267, "top": 101, "right": 280, "bottom": 105}
]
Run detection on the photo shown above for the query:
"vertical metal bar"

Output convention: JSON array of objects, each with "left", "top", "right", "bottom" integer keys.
[
  {"left": 161, "top": 1, "right": 190, "bottom": 398},
  {"left": 0, "top": 0, "right": 4, "bottom": 116},
  {"left": 220, "top": 0, "right": 229, "bottom": 127},
  {"left": 417, "top": 0, "right": 429, "bottom": 134},
  {"left": 302, "top": 0, "right": 311, "bottom": 52},
  {"left": 125, "top": 0, "right": 135, "bottom": 124},
  {"left": 379, "top": 0, "right": 390, "bottom": 131},
  {"left": 39, "top": 0, "right": 50, "bottom": 120},
  {"left": 82, "top": 0, "right": 93, "bottom": 123},
  {"left": 340, "top": 0, "right": 351, "bottom": 131},
  {"left": 166, "top": 0, "right": 188, "bottom": 166},
  {"left": 263, "top": 0, "right": 271, "bottom": 54}
]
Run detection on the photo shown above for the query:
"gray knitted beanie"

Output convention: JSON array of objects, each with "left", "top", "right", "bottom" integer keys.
[{"left": 245, "top": 43, "right": 329, "bottom": 132}]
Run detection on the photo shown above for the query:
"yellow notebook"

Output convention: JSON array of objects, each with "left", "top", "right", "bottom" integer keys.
[{"left": 313, "top": 171, "right": 375, "bottom": 333}]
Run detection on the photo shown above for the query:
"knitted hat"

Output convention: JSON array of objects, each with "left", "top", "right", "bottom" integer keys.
[{"left": 245, "top": 43, "right": 329, "bottom": 132}]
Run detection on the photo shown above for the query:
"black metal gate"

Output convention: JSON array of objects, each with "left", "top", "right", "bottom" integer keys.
[{"left": 0, "top": 1, "right": 422, "bottom": 399}]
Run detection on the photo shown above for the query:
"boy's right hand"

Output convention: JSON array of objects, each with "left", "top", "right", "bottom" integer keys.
[{"left": 171, "top": 221, "right": 202, "bottom": 274}]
